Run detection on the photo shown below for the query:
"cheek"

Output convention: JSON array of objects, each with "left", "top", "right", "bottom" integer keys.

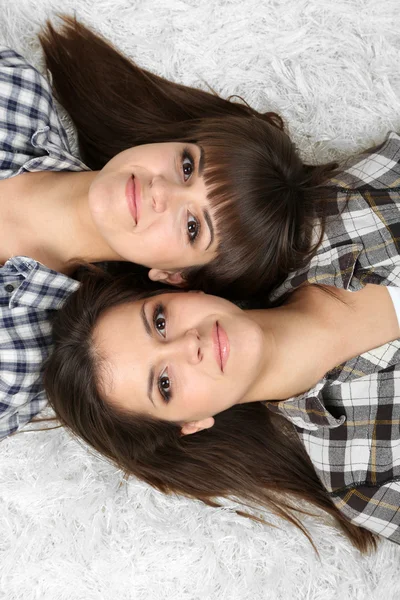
[
  {"left": 103, "top": 150, "right": 136, "bottom": 173},
  {"left": 175, "top": 370, "right": 239, "bottom": 422},
  {"left": 175, "top": 376, "right": 211, "bottom": 420},
  {"left": 193, "top": 377, "right": 233, "bottom": 417},
  {"left": 140, "top": 225, "right": 180, "bottom": 260},
  {"left": 151, "top": 215, "right": 178, "bottom": 242}
]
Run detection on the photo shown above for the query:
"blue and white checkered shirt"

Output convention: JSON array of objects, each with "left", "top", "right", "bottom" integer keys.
[{"left": 0, "top": 47, "right": 87, "bottom": 438}]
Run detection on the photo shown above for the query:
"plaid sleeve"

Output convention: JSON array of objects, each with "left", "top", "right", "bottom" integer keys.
[
  {"left": 331, "top": 132, "right": 400, "bottom": 190},
  {"left": 322, "top": 132, "right": 400, "bottom": 290},
  {"left": 270, "top": 132, "right": 400, "bottom": 302},
  {"left": 0, "top": 258, "right": 80, "bottom": 439},
  {"left": 332, "top": 481, "right": 400, "bottom": 544},
  {"left": 0, "top": 47, "right": 65, "bottom": 175},
  {"left": 0, "top": 47, "right": 87, "bottom": 177}
]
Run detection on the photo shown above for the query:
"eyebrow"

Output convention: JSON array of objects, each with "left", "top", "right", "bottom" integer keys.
[
  {"left": 198, "top": 145, "right": 205, "bottom": 176},
  {"left": 203, "top": 208, "right": 215, "bottom": 251},
  {"left": 140, "top": 302, "right": 156, "bottom": 407},
  {"left": 196, "top": 146, "right": 214, "bottom": 252}
]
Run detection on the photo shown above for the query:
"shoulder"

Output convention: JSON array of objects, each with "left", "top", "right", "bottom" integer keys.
[
  {"left": 0, "top": 47, "right": 52, "bottom": 98},
  {"left": 331, "top": 480, "right": 400, "bottom": 544},
  {"left": 0, "top": 49, "right": 88, "bottom": 178},
  {"left": 0, "top": 47, "right": 36, "bottom": 68},
  {"left": 330, "top": 132, "right": 400, "bottom": 191},
  {"left": 0, "top": 257, "right": 80, "bottom": 310},
  {"left": 0, "top": 258, "right": 80, "bottom": 439},
  {"left": 0, "top": 386, "right": 48, "bottom": 439}
]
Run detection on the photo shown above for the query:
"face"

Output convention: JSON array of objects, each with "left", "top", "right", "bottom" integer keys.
[
  {"left": 93, "top": 292, "right": 266, "bottom": 432},
  {"left": 88, "top": 142, "right": 219, "bottom": 272}
]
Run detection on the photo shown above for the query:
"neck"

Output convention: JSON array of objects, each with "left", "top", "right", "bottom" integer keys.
[
  {"left": 240, "top": 305, "right": 324, "bottom": 403},
  {"left": 0, "top": 171, "right": 123, "bottom": 274},
  {"left": 241, "top": 283, "right": 400, "bottom": 404}
]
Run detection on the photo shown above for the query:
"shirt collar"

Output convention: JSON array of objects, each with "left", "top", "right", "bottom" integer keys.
[
  {"left": 267, "top": 335, "right": 400, "bottom": 431},
  {"left": 5, "top": 256, "right": 80, "bottom": 311},
  {"left": 325, "top": 339, "right": 400, "bottom": 384},
  {"left": 16, "top": 126, "right": 90, "bottom": 176},
  {"left": 266, "top": 379, "right": 345, "bottom": 431}
]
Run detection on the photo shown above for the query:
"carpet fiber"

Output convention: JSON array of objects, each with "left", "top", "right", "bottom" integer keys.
[{"left": 1, "top": 1, "right": 400, "bottom": 598}]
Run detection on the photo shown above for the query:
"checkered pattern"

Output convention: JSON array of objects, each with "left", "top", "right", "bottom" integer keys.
[
  {"left": 271, "top": 132, "right": 400, "bottom": 301},
  {"left": 0, "top": 258, "right": 79, "bottom": 438},
  {"left": 268, "top": 136, "right": 400, "bottom": 544},
  {"left": 0, "top": 47, "right": 88, "bottom": 177},
  {"left": 0, "top": 48, "right": 86, "bottom": 438}
]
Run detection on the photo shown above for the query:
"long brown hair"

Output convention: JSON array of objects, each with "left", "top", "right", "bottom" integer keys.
[
  {"left": 44, "top": 270, "right": 377, "bottom": 553},
  {"left": 39, "top": 17, "right": 337, "bottom": 298}
]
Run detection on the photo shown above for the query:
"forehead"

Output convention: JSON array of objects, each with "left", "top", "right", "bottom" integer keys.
[
  {"left": 92, "top": 300, "right": 144, "bottom": 400},
  {"left": 93, "top": 290, "right": 218, "bottom": 353},
  {"left": 91, "top": 292, "right": 190, "bottom": 405},
  {"left": 93, "top": 292, "right": 182, "bottom": 353},
  {"left": 94, "top": 301, "right": 142, "bottom": 353},
  {"left": 117, "top": 141, "right": 200, "bottom": 163}
]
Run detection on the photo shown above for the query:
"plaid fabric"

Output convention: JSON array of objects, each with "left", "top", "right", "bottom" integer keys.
[
  {"left": 0, "top": 48, "right": 86, "bottom": 438},
  {"left": 0, "top": 47, "right": 88, "bottom": 177},
  {"left": 270, "top": 131, "right": 400, "bottom": 301},
  {"left": 268, "top": 134, "right": 400, "bottom": 544},
  {"left": 0, "top": 258, "right": 79, "bottom": 438}
]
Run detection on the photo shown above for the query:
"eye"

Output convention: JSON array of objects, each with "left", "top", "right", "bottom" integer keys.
[
  {"left": 158, "top": 367, "right": 171, "bottom": 403},
  {"left": 182, "top": 148, "right": 195, "bottom": 182},
  {"left": 187, "top": 213, "right": 200, "bottom": 244},
  {"left": 153, "top": 304, "right": 166, "bottom": 338}
]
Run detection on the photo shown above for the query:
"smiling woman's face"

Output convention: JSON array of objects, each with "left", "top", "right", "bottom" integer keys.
[
  {"left": 92, "top": 292, "right": 265, "bottom": 431},
  {"left": 88, "top": 142, "right": 219, "bottom": 273}
]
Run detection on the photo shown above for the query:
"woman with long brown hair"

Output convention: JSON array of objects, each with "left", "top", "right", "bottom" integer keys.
[
  {"left": 44, "top": 269, "right": 400, "bottom": 553},
  {"left": 2, "top": 16, "right": 312, "bottom": 285},
  {"left": 38, "top": 18, "right": 400, "bottom": 301},
  {"left": 37, "top": 16, "right": 337, "bottom": 295}
]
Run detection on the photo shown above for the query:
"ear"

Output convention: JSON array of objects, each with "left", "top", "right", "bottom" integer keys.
[
  {"left": 148, "top": 269, "right": 185, "bottom": 287},
  {"left": 180, "top": 417, "right": 215, "bottom": 436}
]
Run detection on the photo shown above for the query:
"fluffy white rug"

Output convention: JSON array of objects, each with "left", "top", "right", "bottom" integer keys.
[{"left": 1, "top": 0, "right": 400, "bottom": 598}]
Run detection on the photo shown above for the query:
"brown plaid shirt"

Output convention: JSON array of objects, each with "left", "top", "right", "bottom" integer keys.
[{"left": 269, "top": 132, "right": 400, "bottom": 544}]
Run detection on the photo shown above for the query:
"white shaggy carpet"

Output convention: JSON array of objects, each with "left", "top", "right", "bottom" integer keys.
[{"left": 1, "top": 1, "right": 400, "bottom": 598}]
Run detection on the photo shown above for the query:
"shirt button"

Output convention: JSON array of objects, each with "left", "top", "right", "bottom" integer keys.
[{"left": 5, "top": 284, "right": 15, "bottom": 293}]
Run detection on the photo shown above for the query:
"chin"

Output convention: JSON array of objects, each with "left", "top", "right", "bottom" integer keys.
[{"left": 88, "top": 182, "right": 108, "bottom": 217}]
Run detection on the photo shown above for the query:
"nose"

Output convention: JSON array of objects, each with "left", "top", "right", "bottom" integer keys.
[
  {"left": 167, "top": 328, "right": 202, "bottom": 365},
  {"left": 151, "top": 176, "right": 181, "bottom": 213},
  {"left": 184, "top": 329, "right": 203, "bottom": 364},
  {"left": 151, "top": 176, "right": 170, "bottom": 213}
]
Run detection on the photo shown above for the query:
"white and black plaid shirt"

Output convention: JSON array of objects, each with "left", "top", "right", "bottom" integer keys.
[
  {"left": 0, "top": 48, "right": 86, "bottom": 438},
  {"left": 269, "top": 133, "right": 400, "bottom": 545}
]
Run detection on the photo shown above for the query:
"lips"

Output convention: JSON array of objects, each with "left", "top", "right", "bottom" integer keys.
[
  {"left": 212, "top": 321, "right": 230, "bottom": 372},
  {"left": 126, "top": 174, "right": 140, "bottom": 225}
]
